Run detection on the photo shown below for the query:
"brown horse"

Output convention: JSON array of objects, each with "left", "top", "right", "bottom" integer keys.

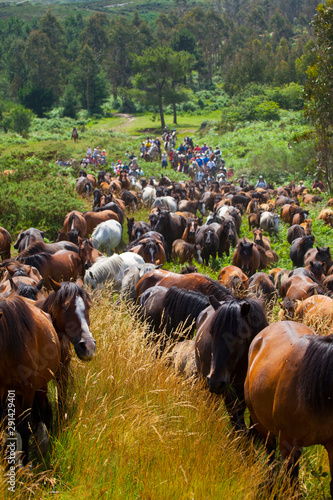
[
  {"left": 83, "top": 210, "right": 120, "bottom": 237},
  {"left": 245, "top": 321, "right": 333, "bottom": 496},
  {"left": 0, "top": 296, "right": 60, "bottom": 464},
  {"left": 195, "top": 296, "right": 268, "bottom": 429},
  {"left": 38, "top": 279, "right": 95, "bottom": 412},
  {"left": 232, "top": 238, "right": 260, "bottom": 277},
  {"left": 281, "top": 274, "right": 326, "bottom": 301},
  {"left": 130, "top": 238, "right": 166, "bottom": 265},
  {"left": 218, "top": 265, "right": 249, "bottom": 293},
  {"left": 0, "top": 227, "right": 11, "bottom": 261},
  {"left": 294, "top": 295, "right": 333, "bottom": 334},
  {"left": 304, "top": 246, "right": 333, "bottom": 275},
  {"left": 0, "top": 276, "right": 45, "bottom": 301},
  {"left": 136, "top": 269, "right": 234, "bottom": 301},
  {"left": 18, "top": 250, "right": 85, "bottom": 289},
  {"left": 72, "top": 128, "right": 79, "bottom": 142},
  {"left": 58, "top": 210, "right": 87, "bottom": 242},
  {"left": 182, "top": 217, "right": 200, "bottom": 244}
]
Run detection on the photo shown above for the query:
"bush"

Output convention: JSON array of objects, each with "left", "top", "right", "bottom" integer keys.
[
  {"left": 0, "top": 158, "right": 85, "bottom": 239},
  {"left": 1, "top": 104, "right": 35, "bottom": 136},
  {"left": 265, "top": 84, "right": 304, "bottom": 111},
  {"left": 254, "top": 101, "right": 280, "bottom": 121}
]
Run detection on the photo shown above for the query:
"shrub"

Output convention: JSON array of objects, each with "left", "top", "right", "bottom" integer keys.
[
  {"left": 254, "top": 101, "right": 280, "bottom": 121},
  {"left": 0, "top": 158, "right": 85, "bottom": 239}
]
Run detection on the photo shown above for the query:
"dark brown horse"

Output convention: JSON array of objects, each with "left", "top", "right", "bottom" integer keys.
[
  {"left": 245, "top": 321, "right": 333, "bottom": 496},
  {"left": 232, "top": 239, "right": 260, "bottom": 277},
  {"left": 153, "top": 207, "right": 187, "bottom": 254},
  {"left": 139, "top": 286, "right": 210, "bottom": 346},
  {"left": 195, "top": 296, "right": 268, "bottom": 429},
  {"left": 0, "top": 296, "right": 60, "bottom": 464}
]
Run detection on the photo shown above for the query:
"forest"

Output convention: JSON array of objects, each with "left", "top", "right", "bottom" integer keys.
[{"left": 0, "top": 0, "right": 332, "bottom": 191}]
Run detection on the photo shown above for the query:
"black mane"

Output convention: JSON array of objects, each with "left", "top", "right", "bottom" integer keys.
[{"left": 299, "top": 335, "right": 333, "bottom": 416}]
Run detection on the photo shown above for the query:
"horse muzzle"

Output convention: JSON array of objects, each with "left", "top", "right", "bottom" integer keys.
[
  {"left": 207, "top": 374, "right": 230, "bottom": 395},
  {"left": 74, "top": 337, "right": 96, "bottom": 361}
]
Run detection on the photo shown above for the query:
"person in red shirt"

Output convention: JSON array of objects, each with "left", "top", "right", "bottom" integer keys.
[{"left": 313, "top": 178, "right": 325, "bottom": 191}]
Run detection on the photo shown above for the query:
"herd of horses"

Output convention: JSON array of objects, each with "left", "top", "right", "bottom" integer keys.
[{"left": 2, "top": 161, "right": 333, "bottom": 495}]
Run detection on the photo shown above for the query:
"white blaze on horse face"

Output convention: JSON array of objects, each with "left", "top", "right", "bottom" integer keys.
[
  {"left": 149, "top": 247, "right": 155, "bottom": 263},
  {"left": 75, "top": 296, "right": 92, "bottom": 338}
]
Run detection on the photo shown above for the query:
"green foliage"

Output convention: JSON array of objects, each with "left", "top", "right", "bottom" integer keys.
[
  {"left": 304, "top": 0, "right": 333, "bottom": 192},
  {"left": 0, "top": 157, "right": 85, "bottom": 238},
  {"left": 265, "top": 83, "right": 304, "bottom": 111},
  {"left": 1, "top": 104, "right": 35, "bottom": 136}
]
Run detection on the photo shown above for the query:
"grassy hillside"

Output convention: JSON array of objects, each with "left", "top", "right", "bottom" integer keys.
[{"left": 0, "top": 112, "right": 332, "bottom": 498}]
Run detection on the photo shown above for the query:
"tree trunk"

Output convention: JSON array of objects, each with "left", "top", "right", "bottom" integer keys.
[
  {"left": 173, "top": 102, "right": 177, "bottom": 125},
  {"left": 158, "top": 93, "right": 165, "bottom": 130}
]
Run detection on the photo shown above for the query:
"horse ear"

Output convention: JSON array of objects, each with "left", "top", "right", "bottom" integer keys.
[
  {"left": 49, "top": 277, "right": 61, "bottom": 292},
  {"left": 9, "top": 278, "right": 18, "bottom": 291},
  {"left": 241, "top": 302, "right": 251, "bottom": 317},
  {"left": 6, "top": 267, "right": 15, "bottom": 276},
  {"left": 209, "top": 296, "right": 221, "bottom": 311},
  {"left": 240, "top": 241, "right": 243, "bottom": 247},
  {"left": 36, "top": 279, "right": 44, "bottom": 291}
]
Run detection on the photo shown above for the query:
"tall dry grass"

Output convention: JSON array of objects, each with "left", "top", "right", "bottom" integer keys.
[{"left": 0, "top": 289, "right": 330, "bottom": 498}]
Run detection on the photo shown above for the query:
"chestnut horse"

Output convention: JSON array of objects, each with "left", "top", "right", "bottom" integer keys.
[
  {"left": 218, "top": 265, "right": 249, "bottom": 293},
  {"left": 245, "top": 321, "right": 333, "bottom": 496},
  {"left": 18, "top": 250, "right": 85, "bottom": 289},
  {"left": 195, "top": 296, "right": 268, "bottom": 430},
  {"left": 135, "top": 269, "right": 234, "bottom": 302},
  {"left": 38, "top": 279, "right": 95, "bottom": 413},
  {"left": 0, "top": 296, "right": 60, "bottom": 464},
  {"left": 0, "top": 227, "right": 11, "bottom": 261}
]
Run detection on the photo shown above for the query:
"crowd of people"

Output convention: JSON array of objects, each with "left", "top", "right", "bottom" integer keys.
[{"left": 72, "top": 127, "right": 326, "bottom": 191}]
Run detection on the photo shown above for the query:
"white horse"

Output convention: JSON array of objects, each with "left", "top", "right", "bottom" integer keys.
[
  {"left": 153, "top": 196, "right": 178, "bottom": 213},
  {"left": 119, "top": 263, "right": 158, "bottom": 301},
  {"left": 84, "top": 252, "right": 145, "bottom": 291},
  {"left": 147, "top": 144, "right": 159, "bottom": 161},
  {"left": 91, "top": 220, "right": 123, "bottom": 257},
  {"left": 142, "top": 186, "right": 156, "bottom": 207}
]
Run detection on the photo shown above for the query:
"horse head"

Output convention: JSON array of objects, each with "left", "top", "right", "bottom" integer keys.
[{"left": 48, "top": 279, "right": 96, "bottom": 361}]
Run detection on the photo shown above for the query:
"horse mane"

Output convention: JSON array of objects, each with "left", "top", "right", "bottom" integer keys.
[
  {"left": 85, "top": 254, "right": 127, "bottom": 283},
  {"left": 17, "top": 241, "right": 48, "bottom": 258},
  {"left": 16, "top": 282, "right": 40, "bottom": 300},
  {"left": 211, "top": 298, "right": 268, "bottom": 342},
  {"left": 42, "top": 281, "right": 91, "bottom": 318},
  {"left": 0, "top": 296, "right": 35, "bottom": 365},
  {"left": 18, "top": 252, "right": 52, "bottom": 267},
  {"left": 299, "top": 335, "right": 333, "bottom": 416},
  {"left": 200, "top": 279, "right": 234, "bottom": 301},
  {"left": 164, "top": 287, "right": 209, "bottom": 328}
]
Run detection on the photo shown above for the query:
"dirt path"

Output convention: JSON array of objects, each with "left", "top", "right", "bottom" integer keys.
[{"left": 111, "top": 113, "right": 135, "bottom": 131}]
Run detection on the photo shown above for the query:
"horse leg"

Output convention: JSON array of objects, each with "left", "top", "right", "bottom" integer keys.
[{"left": 279, "top": 435, "right": 302, "bottom": 488}]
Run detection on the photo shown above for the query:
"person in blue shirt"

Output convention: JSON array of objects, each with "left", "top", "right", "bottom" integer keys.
[{"left": 255, "top": 175, "right": 267, "bottom": 188}]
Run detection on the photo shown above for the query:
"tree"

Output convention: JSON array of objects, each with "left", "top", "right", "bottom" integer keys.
[
  {"left": 1, "top": 103, "right": 34, "bottom": 136},
  {"left": 72, "top": 45, "right": 108, "bottom": 113},
  {"left": 304, "top": 1, "right": 333, "bottom": 192},
  {"left": 132, "top": 47, "right": 193, "bottom": 129}
]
